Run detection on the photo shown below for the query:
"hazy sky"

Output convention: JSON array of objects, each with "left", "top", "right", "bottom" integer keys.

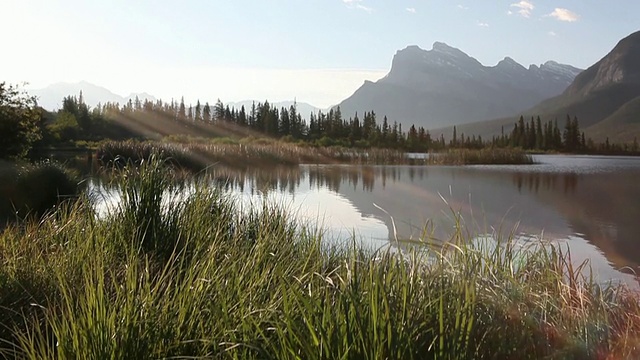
[{"left": 1, "top": 0, "right": 638, "bottom": 107}]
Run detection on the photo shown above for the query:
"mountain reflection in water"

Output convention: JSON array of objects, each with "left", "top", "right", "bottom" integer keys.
[{"left": 90, "top": 155, "right": 640, "bottom": 286}]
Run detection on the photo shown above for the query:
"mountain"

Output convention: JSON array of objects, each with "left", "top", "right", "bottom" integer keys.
[
  {"left": 30, "top": 81, "right": 157, "bottom": 110},
  {"left": 227, "top": 100, "right": 322, "bottom": 118},
  {"left": 335, "top": 43, "right": 582, "bottom": 129},
  {"left": 443, "top": 30, "right": 640, "bottom": 143}
]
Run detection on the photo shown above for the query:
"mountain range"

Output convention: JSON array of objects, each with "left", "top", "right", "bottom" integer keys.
[
  {"left": 30, "top": 81, "right": 157, "bottom": 111},
  {"left": 29, "top": 30, "right": 640, "bottom": 143},
  {"left": 335, "top": 42, "right": 582, "bottom": 129},
  {"left": 443, "top": 30, "right": 640, "bottom": 143},
  {"left": 30, "top": 82, "right": 322, "bottom": 117}
]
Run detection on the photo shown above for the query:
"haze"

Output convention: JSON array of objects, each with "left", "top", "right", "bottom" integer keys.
[{"left": 1, "top": 0, "right": 638, "bottom": 108}]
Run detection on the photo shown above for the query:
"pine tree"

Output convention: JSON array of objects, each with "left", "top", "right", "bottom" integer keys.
[
  {"left": 452, "top": 126, "right": 458, "bottom": 147},
  {"left": 214, "top": 99, "right": 225, "bottom": 121},
  {"left": 203, "top": 102, "right": 212, "bottom": 122},
  {"left": 381, "top": 116, "right": 390, "bottom": 145},
  {"left": 535, "top": 116, "right": 543, "bottom": 149},
  {"left": 195, "top": 100, "right": 202, "bottom": 122},
  {"left": 349, "top": 112, "right": 362, "bottom": 144},
  {"left": 407, "top": 124, "right": 418, "bottom": 150},
  {"left": 238, "top": 105, "right": 247, "bottom": 127},
  {"left": 187, "top": 104, "right": 194, "bottom": 121},
  {"left": 178, "top": 97, "right": 186, "bottom": 121}
]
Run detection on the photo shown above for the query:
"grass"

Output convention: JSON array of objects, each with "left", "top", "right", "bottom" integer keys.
[
  {"left": 96, "top": 139, "right": 536, "bottom": 171},
  {"left": 427, "top": 148, "right": 534, "bottom": 165},
  {"left": 0, "top": 159, "right": 639, "bottom": 359},
  {"left": 96, "top": 140, "right": 202, "bottom": 171}
]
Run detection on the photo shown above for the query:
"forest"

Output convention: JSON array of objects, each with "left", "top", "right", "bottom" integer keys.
[
  {"left": 2, "top": 82, "right": 639, "bottom": 161},
  {"left": 50, "top": 93, "right": 640, "bottom": 154}
]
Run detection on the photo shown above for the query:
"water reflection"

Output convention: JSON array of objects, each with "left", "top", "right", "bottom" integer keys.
[
  {"left": 512, "top": 172, "right": 579, "bottom": 194},
  {"left": 89, "top": 155, "right": 640, "bottom": 286}
]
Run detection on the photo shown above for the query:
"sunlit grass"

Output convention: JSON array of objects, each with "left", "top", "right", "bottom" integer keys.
[
  {"left": 0, "top": 159, "right": 639, "bottom": 359},
  {"left": 96, "top": 139, "right": 414, "bottom": 169}
]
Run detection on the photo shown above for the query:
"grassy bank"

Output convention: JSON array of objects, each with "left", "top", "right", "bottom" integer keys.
[
  {"left": 96, "top": 139, "right": 535, "bottom": 170},
  {"left": 1, "top": 160, "right": 638, "bottom": 359}
]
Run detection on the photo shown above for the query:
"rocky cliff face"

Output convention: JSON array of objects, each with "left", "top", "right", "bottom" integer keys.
[
  {"left": 564, "top": 31, "right": 640, "bottom": 97},
  {"left": 438, "top": 30, "right": 640, "bottom": 143},
  {"left": 335, "top": 42, "right": 581, "bottom": 129}
]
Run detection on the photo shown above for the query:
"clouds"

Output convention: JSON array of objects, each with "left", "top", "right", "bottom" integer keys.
[
  {"left": 477, "top": 21, "right": 489, "bottom": 28},
  {"left": 406, "top": 7, "right": 416, "bottom": 14},
  {"left": 509, "top": 1, "right": 534, "bottom": 18},
  {"left": 342, "top": 0, "right": 372, "bottom": 13},
  {"left": 507, "top": 2, "right": 580, "bottom": 23},
  {"left": 547, "top": 8, "right": 580, "bottom": 22}
]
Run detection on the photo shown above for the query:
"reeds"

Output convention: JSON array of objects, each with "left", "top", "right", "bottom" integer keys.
[
  {"left": 96, "top": 139, "right": 418, "bottom": 169},
  {"left": 1, "top": 160, "right": 639, "bottom": 359},
  {"left": 427, "top": 148, "right": 534, "bottom": 165}
]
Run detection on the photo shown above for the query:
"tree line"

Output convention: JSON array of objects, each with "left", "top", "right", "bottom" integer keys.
[
  {"left": 77, "top": 95, "right": 635, "bottom": 154},
  {"left": 2, "top": 82, "right": 639, "bottom": 160}
]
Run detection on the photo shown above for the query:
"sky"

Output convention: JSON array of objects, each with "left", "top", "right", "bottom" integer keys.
[{"left": 1, "top": 0, "right": 638, "bottom": 108}]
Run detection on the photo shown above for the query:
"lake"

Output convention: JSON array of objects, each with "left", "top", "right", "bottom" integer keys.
[{"left": 90, "top": 154, "right": 640, "bottom": 287}]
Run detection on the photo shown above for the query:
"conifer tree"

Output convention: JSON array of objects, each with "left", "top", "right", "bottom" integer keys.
[
  {"left": 178, "top": 97, "right": 186, "bottom": 121},
  {"left": 195, "top": 100, "right": 201, "bottom": 122},
  {"left": 203, "top": 102, "right": 212, "bottom": 122}
]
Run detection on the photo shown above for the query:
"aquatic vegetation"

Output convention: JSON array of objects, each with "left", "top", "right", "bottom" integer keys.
[
  {"left": 96, "top": 139, "right": 535, "bottom": 171},
  {"left": 427, "top": 148, "right": 534, "bottom": 165}
]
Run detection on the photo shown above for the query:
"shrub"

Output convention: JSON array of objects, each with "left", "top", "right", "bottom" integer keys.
[{"left": 11, "top": 161, "right": 79, "bottom": 218}]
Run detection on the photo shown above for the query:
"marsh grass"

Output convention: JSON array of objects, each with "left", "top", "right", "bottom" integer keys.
[
  {"left": 96, "top": 139, "right": 417, "bottom": 169},
  {"left": 97, "top": 139, "right": 536, "bottom": 172},
  {"left": 428, "top": 148, "right": 534, "bottom": 165},
  {"left": 1, "top": 160, "right": 639, "bottom": 359}
]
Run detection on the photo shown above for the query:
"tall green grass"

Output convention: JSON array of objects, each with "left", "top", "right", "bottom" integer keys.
[{"left": 1, "top": 159, "right": 639, "bottom": 359}]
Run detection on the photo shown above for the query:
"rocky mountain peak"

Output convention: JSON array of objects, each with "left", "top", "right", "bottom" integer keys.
[
  {"left": 337, "top": 42, "right": 582, "bottom": 130},
  {"left": 496, "top": 56, "right": 526, "bottom": 71},
  {"left": 431, "top": 41, "right": 466, "bottom": 57},
  {"left": 565, "top": 30, "right": 640, "bottom": 96}
]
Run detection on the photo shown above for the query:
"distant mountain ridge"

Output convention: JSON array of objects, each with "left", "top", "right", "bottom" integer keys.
[
  {"left": 444, "top": 30, "right": 640, "bottom": 143},
  {"left": 335, "top": 42, "right": 582, "bottom": 129},
  {"left": 30, "top": 82, "right": 323, "bottom": 118},
  {"left": 31, "top": 81, "right": 157, "bottom": 111}
]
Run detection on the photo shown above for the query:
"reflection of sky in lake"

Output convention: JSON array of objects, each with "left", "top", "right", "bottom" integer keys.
[
  {"left": 232, "top": 175, "right": 390, "bottom": 248},
  {"left": 89, "top": 155, "right": 640, "bottom": 288}
]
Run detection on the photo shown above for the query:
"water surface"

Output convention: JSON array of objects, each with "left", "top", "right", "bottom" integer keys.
[{"left": 91, "top": 155, "right": 640, "bottom": 286}]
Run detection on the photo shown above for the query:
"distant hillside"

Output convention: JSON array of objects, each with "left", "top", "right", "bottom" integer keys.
[
  {"left": 31, "top": 81, "right": 157, "bottom": 110},
  {"left": 587, "top": 96, "right": 640, "bottom": 142},
  {"left": 335, "top": 42, "right": 581, "bottom": 129},
  {"left": 440, "top": 30, "right": 640, "bottom": 143}
]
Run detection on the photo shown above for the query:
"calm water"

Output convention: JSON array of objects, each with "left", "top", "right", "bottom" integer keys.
[{"left": 91, "top": 155, "right": 640, "bottom": 286}]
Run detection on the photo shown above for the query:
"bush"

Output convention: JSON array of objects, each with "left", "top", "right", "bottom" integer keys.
[{"left": 10, "top": 161, "right": 79, "bottom": 219}]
